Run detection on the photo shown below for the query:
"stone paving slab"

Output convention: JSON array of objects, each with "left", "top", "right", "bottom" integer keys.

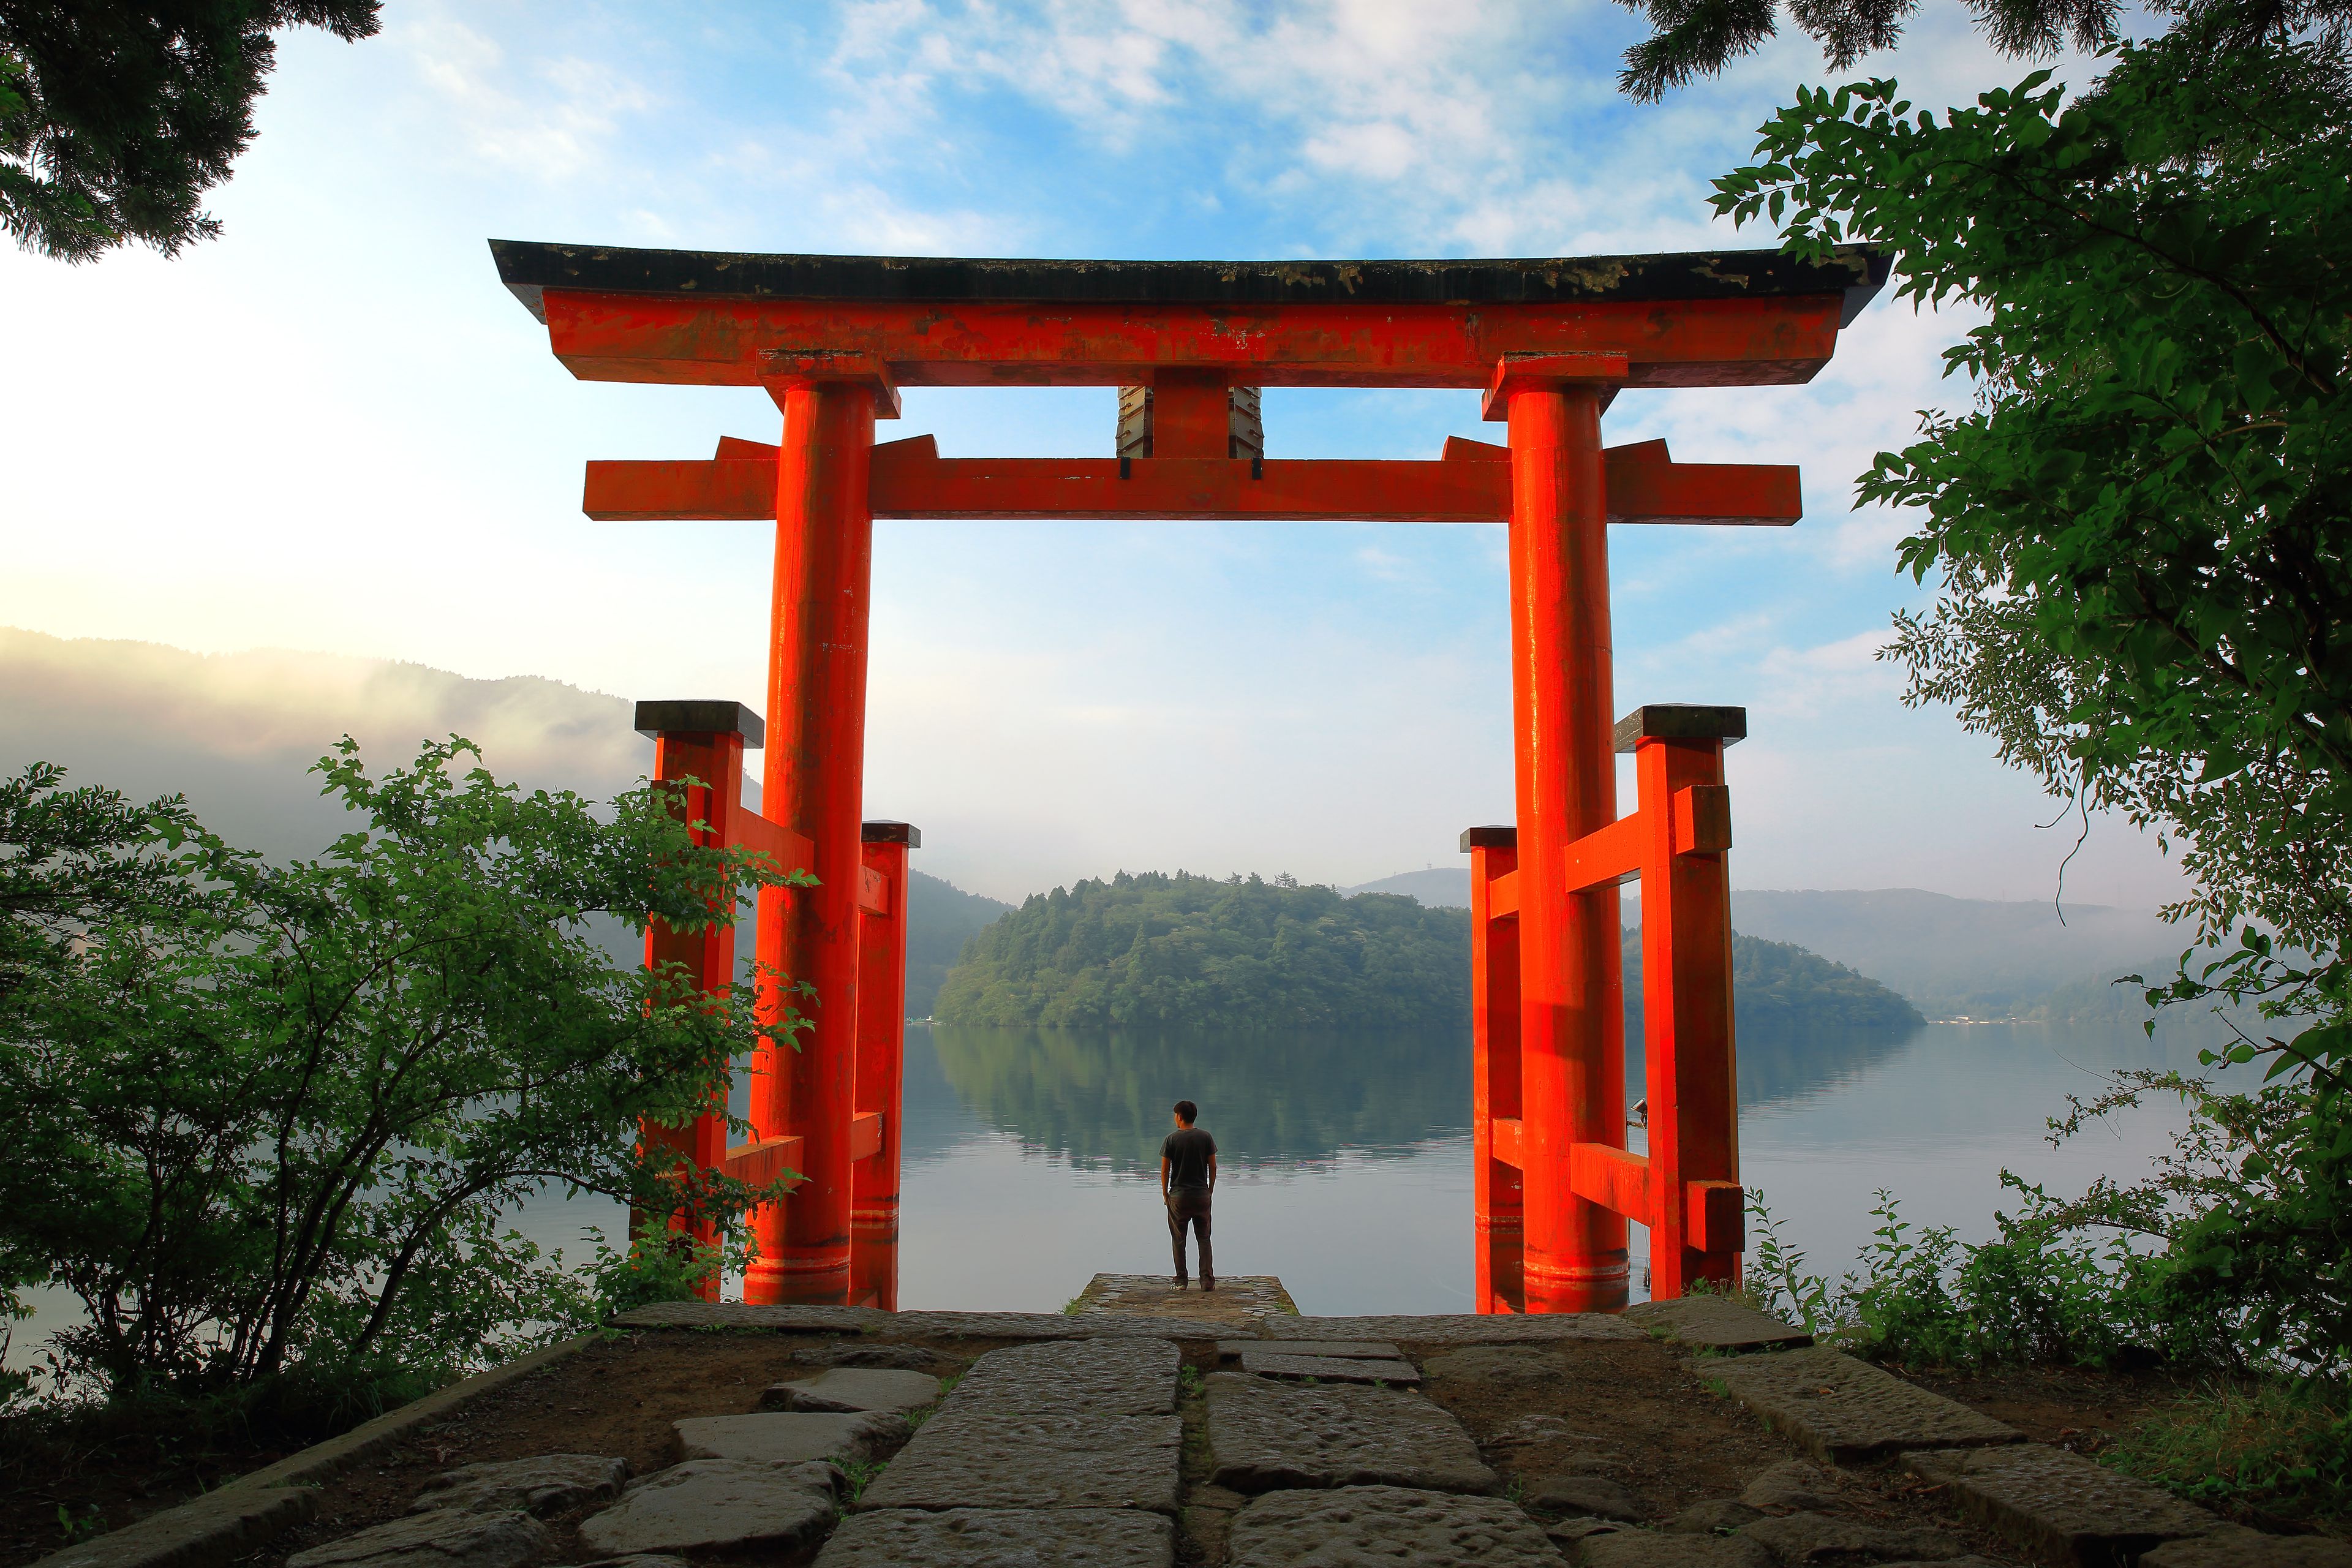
[
  {"left": 1237, "top": 1351, "right": 1422, "bottom": 1385},
  {"left": 889, "top": 1308, "right": 1222, "bottom": 1340},
  {"left": 854, "top": 1411, "right": 1185, "bottom": 1513},
  {"left": 673, "top": 1411, "right": 904, "bottom": 1464},
  {"left": 410, "top": 1455, "right": 628, "bottom": 1518},
  {"left": 1904, "top": 1446, "right": 2222, "bottom": 1567},
  {"left": 609, "top": 1302, "right": 883, "bottom": 1331},
  {"left": 1423, "top": 1346, "right": 1569, "bottom": 1388},
  {"left": 1227, "top": 1485, "right": 1565, "bottom": 1567},
  {"left": 938, "top": 1336, "right": 1181, "bottom": 1418},
  {"left": 1705, "top": 1348, "right": 2021, "bottom": 1464},
  {"left": 816, "top": 1507, "right": 1176, "bottom": 1567},
  {"left": 1740, "top": 1510, "right": 1967, "bottom": 1562},
  {"left": 1073, "top": 1273, "right": 1300, "bottom": 1327},
  {"left": 1580, "top": 1530, "right": 1775, "bottom": 1568},
  {"left": 577, "top": 1461, "right": 839, "bottom": 1557},
  {"left": 1624, "top": 1298, "right": 1814, "bottom": 1352},
  {"left": 286, "top": 1510, "right": 549, "bottom": 1568},
  {"left": 1280, "top": 1314, "right": 1645, "bottom": 1344},
  {"left": 764, "top": 1366, "right": 941, "bottom": 1414},
  {"left": 605, "top": 1302, "right": 1215, "bottom": 1340},
  {"left": 2143, "top": 1528, "right": 2352, "bottom": 1568},
  {"left": 1219, "top": 1340, "right": 1404, "bottom": 1360},
  {"left": 1204, "top": 1370, "right": 1497, "bottom": 1494}
]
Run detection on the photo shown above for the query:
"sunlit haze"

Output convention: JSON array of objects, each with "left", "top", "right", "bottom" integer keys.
[{"left": 1, "top": 1, "right": 2182, "bottom": 911}]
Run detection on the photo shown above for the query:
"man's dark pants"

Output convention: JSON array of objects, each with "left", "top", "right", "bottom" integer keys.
[{"left": 1167, "top": 1186, "right": 1213, "bottom": 1284}]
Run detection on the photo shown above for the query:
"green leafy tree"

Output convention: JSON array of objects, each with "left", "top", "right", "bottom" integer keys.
[
  {"left": 0, "top": 740, "right": 803, "bottom": 1397},
  {"left": 935, "top": 873, "right": 1472, "bottom": 1033},
  {"left": 1611, "top": 0, "right": 2348, "bottom": 100},
  {"left": 1715, "top": 24, "right": 2351, "bottom": 1501},
  {"left": 2, "top": 2, "right": 380, "bottom": 260},
  {"left": 1713, "top": 24, "right": 2350, "bottom": 1085}
]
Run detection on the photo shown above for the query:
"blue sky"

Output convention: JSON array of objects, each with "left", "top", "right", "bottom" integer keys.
[{"left": 0, "top": 0, "right": 2185, "bottom": 909}]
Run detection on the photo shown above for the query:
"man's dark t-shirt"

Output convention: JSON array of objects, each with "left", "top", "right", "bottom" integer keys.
[{"left": 1161, "top": 1126, "right": 1217, "bottom": 1191}]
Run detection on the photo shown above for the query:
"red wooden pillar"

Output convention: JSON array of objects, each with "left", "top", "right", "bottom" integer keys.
[
  {"left": 1494, "top": 354, "right": 1630, "bottom": 1314},
  {"left": 851, "top": 820, "right": 919, "bottom": 1311},
  {"left": 633, "top": 702, "right": 760, "bottom": 1289},
  {"left": 1464, "top": 825, "right": 1525, "bottom": 1314},
  {"left": 747, "top": 377, "right": 881, "bottom": 1305},
  {"left": 1624, "top": 707, "right": 1745, "bottom": 1298}
]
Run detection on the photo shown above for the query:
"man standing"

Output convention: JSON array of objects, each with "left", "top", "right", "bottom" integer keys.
[{"left": 1160, "top": 1099, "right": 1217, "bottom": 1291}]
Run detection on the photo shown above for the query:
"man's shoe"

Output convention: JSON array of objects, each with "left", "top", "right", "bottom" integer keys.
[
  {"left": 1202, "top": 1280, "right": 1216, "bottom": 1292},
  {"left": 1172, "top": 1276, "right": 1186, "bottom": 1289}
]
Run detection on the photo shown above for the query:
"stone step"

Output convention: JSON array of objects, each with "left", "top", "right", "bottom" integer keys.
[
  {"left": 937, "top": 1336, "right": 1180, "bottom": 1418},
  {"left": 853, "top": 1410, "right": 1185, "bottom": 1513},
  {"left": 576, "top": 1460, "right": 839, "bottom": 1558},
  {"left": 407, "top": 1454, "right": 628, "bottom": 1518},
  {"left": 285, "top": 1510, "right": 548, "bottom": 1568},
  {"left": 1624, "top": 1297, "right": 1813, "bottom": 1352},
  {"left": 1904, "top": 1444, "right": 2227, "bottom": 1567},
  {"left": 1204, "top": 1370, "right": 1496, "bottom": 1494},
  {"left": 762, "top": 1366, "right": 942, "bottom": 1414},
  {"left": 853, "top": 1337, "right": 1188, "bottom": 1515},
  {"left": 673, "top": 1411, "right": 903, "bottom": 1464},
  {"left": 1237, "top": 1351, "right": 1422, "bottom": 1385},
  {"left": 1226, "top": 1485, "right": 1566, "bottom": 1567},
  {"left": 2144, "top": 1528, "right": 2352, "bottom": 1568},
  {"left": 1703, "top": 1348, "right": 2021, "bottom": 1463},
  {"left": 818, "top": 1507, "right": 1175, "bottom": 1567},
  {"left": 1218, "top": 1340, "right": 1404, "bottom": 1361},
  {"left": 1280, "top": 1314, "right": 1645, "bottom": 1345}
]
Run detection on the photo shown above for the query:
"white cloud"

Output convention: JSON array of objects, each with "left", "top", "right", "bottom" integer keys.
[{"left": 390, "top": 10, "right": 654, "bottom": 179}]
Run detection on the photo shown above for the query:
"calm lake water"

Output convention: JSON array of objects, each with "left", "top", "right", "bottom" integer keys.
[{"left": 6, "top": 1019, "right": 2218, "bottom": 1368}]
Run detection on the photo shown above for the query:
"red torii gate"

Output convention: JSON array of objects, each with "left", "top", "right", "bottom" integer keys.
[{"left": 492, "top": 241, "right": 1885, "bottom": 1313}]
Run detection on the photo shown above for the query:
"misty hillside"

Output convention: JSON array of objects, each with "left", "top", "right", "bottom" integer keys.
[
  {"left": 1345, "top": 864, "right": 2179, "bottom": 1021},
  {"left": 0, "top": 628, "right": 1003, "bottom": 1019}
]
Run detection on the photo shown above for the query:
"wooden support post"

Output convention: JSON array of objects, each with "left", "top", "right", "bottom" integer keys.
[
  {"left": 747, "top": 377, "right": 881, "bottom": 1306},
  {"left": 851, "top": 820, "right": 918, "bottom": 1311},
  {"left": 1621, "top": 706, "right": 1746, "bottom": 1298},
  {"left": 1498, "top": 355, "right": 1630, "bottom": 1314},
  {"left": 633, "top": 704, "right": 758, "bottom": 1294},
  {"left": 1464, "top": 825, "right": 1526, "bottom": 1314}
]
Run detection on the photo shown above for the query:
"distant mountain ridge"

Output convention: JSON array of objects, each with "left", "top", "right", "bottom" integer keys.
[
  {"left": 0, "top": 627, "right": 1004, "bottom": 1019},
  {"left": 1343, "top": 867, "right": 2179, "bottom": 1022}
]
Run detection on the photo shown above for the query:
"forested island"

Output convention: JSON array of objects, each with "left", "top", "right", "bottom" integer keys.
[
  {"left": 932, "top": 872, "right": 1923, "bottom": 1032},
  {"left": 1625, "top": 929, "right": 1924, "bottom": 1031},
  {"left": 933, "top": 873, "right": 1468, "bottom": 1030}
]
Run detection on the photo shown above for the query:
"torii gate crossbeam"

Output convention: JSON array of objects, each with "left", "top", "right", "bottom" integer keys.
[{"left": 491, "top": 241, "right": 1887, "bottom": 1313}]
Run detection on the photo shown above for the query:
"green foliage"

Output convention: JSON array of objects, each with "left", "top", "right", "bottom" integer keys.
[
  {"left": 935, "top": 873, "right": 1469, "bottom": 1032},
  {"left": 2110, "top": 1380, "right": 2352, "bottom": 1523},
  {"left": 935, "top": 872, "right": 1919, "bottom": 1037},
  {"left": 0, "top": 742, "right": 805, "bottom": 1399},
  {"left": 1611, "top": 0, "right": 2350, "bottom": 101},
  {"left": 1716, "top": 32, "right": 2352, "bottom": 1027},
  {"left": 1626, "top": 929, "right": 1923, "bottom": 1030},
  {"left": 1719, "top": 29, "right": 2352, "bottom": 1450},
  {"left": 903, "top": 870, "right": 1013, "bottom": 1019},
  {"left": 1746, "top": 1190, "right": 2149, "bottom": 1370},
  {"left": 584, "top": 1220, "right": 733, "bottom": 1325},
  {"left": 2, "top": 3, "right": 380, "bottom": 260}
]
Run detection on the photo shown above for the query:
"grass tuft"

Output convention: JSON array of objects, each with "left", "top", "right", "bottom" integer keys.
[{"left": 2108, "top": 1381, "right": 2351, "bottom": 1528}]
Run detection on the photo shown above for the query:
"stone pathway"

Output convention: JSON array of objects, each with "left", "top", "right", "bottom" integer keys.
[
  {"left": 257, "top": 1291, "right": 2352, "bottom": 1568},
  {"left": 1705, "top": 1346, "right": 2022, "bottom": 1464},
  {"left": 853, "top": 1341, "right": 1184, "bottom": 1515},
  {"left": 1071, "top": 1272, "right": 1298, "bottom": 1326}
]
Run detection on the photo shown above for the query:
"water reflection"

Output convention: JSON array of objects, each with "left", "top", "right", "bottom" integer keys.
[
  {"left": 1635, "top": 1020, "right": 1932, "bottom": 1112},
  {"left": 924, "top": 1017, "right": 1932, "bottom": 1177},
  {"left": 927, "top": 1025, "right": 1472, "bottom": 1169}
]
